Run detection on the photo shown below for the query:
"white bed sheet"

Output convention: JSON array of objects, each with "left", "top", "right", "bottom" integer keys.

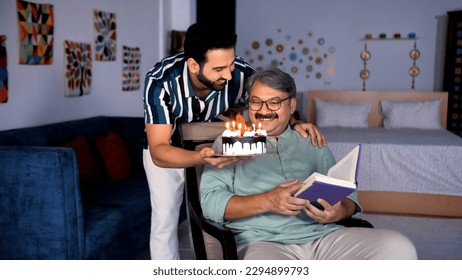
[{"left": 319, "top": 127, "right": 462, "bottom": 196}]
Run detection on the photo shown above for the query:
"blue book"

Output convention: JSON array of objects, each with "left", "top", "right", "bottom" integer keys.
[{"left": 295, "top": 144, "right": 361, "bottom": 208}]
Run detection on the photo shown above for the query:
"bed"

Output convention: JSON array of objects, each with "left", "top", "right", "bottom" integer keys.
[{"left": 307, "top": 90, "right": 462, "bottom": 217}]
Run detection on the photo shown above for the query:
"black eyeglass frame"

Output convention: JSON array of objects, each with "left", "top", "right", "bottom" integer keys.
[{"left": 246, "top": 96, "right": 292, "bottom": 111}]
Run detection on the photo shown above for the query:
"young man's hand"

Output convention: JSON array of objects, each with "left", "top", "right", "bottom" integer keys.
[
  {"left": 292, "top": 122, "right": 327, "bottom": 147},
  {"left": 200, "top": 146, "right": 249, "bottom": 168}
]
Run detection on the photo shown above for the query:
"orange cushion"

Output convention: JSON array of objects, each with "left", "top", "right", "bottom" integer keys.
[
  {"left": 61, "top": 135, "right": 101, "bottom": 183},
  {"left": 96, "top": 131, "right": 132, "bottom": 180}
]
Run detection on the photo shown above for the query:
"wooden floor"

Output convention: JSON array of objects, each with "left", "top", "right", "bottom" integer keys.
[{"left": 178, "top": 220, "right": 195, "bottom": 260}]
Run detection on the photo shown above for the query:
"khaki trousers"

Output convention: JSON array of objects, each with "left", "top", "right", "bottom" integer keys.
[{"left": 237, "top": 227, "right": 418, "bottom": 260}]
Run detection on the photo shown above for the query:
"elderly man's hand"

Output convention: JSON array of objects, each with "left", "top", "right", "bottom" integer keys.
[
  {"left": 303, "top": 198, "right": 356, "bottom": 224},
  {"left": 265, "top": 179, "right": 308, "bottom": 216}
]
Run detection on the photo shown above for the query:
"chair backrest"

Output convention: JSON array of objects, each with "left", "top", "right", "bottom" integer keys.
[
  {"left": 194, "top": 143, "right": 226, "bottom": 259},
  {"left": 180, "top": 122, "right": 237, "bottom": 260}
]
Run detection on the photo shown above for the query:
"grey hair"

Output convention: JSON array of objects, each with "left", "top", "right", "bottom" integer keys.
[{"left": 245, "top": 67, "right": 297, "bottom": 98}]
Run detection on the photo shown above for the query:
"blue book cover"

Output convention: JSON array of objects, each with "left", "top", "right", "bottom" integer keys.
[{"left": 295, "top": 144, "right": 361, "bottom": 207}]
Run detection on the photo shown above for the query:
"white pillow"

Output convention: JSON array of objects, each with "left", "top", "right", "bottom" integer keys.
[
  {"left": 314, "top": 98, "right": 371, "bottom": 128},
  {"left": 381, "top": 99, "right": 442, "bottom": 129}
]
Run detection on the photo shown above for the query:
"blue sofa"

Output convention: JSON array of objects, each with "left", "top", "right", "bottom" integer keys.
[{"left": 0, "top": 116, "right": 186, "bottom": 259}]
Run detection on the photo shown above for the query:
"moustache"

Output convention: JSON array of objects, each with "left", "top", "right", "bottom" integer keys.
[{"left": 255, "top": 113, "right": 279, "bottom": 119}]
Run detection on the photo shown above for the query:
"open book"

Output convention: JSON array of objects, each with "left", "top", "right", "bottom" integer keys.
[{"left": 294, "top": 144, "right": 361, "bottom": 209}]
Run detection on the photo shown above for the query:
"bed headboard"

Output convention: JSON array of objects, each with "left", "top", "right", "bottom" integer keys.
[{"left": 307, "top": 91, "right": 448, "bottom": 128}]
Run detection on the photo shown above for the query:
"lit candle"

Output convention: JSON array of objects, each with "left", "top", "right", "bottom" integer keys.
[
  {"left": 252, "top": 124, "right": 256, "bottom": 131},
  {"left": 226, "top": 122, "right": 230, "bottom": 130},
  {"left": 258, "top": 123, "right": 262, "bottom": 130},
  {"left": 232, "top": 121, "right": 236, "bottom": 129}
]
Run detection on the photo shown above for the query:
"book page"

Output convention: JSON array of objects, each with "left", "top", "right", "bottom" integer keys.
[{"left": 327, "top": 145, "right": 360, "bottom": 182}]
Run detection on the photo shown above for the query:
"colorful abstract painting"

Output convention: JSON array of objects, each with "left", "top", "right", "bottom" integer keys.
[
  {"left": 64, "top": 40, "right": 92, "bottom": 97},
  {"left": 0, "top": 35, "right": 8, "bottom": 103},
  {"left": 16, "top": 0, "right": 54, "bottom": 65},
  {"left": 93, "top": 10, "right": 116, "bottom": 61},
  {"left": 122, "top": 46, "right": 141, "bottom": 91}
]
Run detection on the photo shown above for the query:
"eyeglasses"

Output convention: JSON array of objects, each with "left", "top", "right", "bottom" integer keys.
[{"left": 247, "top": 96, "right": 292, "bottom": 111}]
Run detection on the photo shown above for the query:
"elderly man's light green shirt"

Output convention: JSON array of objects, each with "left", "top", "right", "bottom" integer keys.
[{"left": 200, "top": 126, "right": 361, "bottom": 245}]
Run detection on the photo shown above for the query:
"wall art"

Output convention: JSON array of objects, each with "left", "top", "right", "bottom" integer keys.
[
  {"left": 64, "top": 40, "right": 92, "bottom": 97},
  {"left": 409, "top": 40, "right": 420, "bottom": 89},
  {"left": 122, "top": 46, "right": 141, "bottom": 91},
  {"left": 360, "top": 42, "right": 371, "bottom": 91},
  {"left": 0, "top": 35, "right": 7, "bottom": 103},
  {"left": 93, "top": 10, "right": 116, "bottom": 61},
  {"left": 16, "top": 0, "right": 54, "bottom": 65},
  {"left": 360, "top": 33, "right": 419, "bottom": 90},
  {"left": 242, "top": 29, "right": 336, "bottom": 87}
]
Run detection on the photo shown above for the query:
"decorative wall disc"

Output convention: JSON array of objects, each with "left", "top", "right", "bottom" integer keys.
[
  {"left": 360, "top": 50, "right": 371, "bottom": 61},
  {"left": 327, "top": 66, "right": 335, "bottom": 76},
  {"left": 275, "top": 44, "right": 284, "bottom": 53},
  {"left": 410, "top": 49, "right": 420, "bottom": 60},
  {"left": 314, "top": 57, "right": 323, "bottom": 65},
  {"left": 360, "top": 69, "right": 370, "bottom": 80},
  {"left": 409, "top": 66, "right": 420, "bottom": 77}
]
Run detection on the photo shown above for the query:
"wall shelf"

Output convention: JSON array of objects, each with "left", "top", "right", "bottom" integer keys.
[{"left": 360, "top": 38, "right": 419, "bottom": 41}]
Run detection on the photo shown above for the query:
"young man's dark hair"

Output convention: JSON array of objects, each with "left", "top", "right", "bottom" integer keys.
[{"left": 183, "top": 23, "right": 237, "bottom": 65}]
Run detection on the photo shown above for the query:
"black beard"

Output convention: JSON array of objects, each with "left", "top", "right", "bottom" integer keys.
[
  {"left": 255, "top": 113, "right": 279, "bottom": 119},
  {"left": 196, "top": 69, "right": 227, "bottom": 91}
]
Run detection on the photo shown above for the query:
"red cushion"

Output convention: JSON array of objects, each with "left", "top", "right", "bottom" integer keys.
[
  {"left": 61, "top": 135, "right": 101, "bottom": 183},
  {"left": 96, "top": 131, "right": 132, "bottom": 180}
]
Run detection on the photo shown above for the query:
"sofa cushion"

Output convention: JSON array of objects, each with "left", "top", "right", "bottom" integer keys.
[
  {"left": 61, "top": 135, "right": 101, "bottom": 184},
  {"left": 96, "top": 131, "right": 132, "bottom": 180}
]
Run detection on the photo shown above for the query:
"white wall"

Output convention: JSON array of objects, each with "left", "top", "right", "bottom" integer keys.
[
  {"left": 0, "top": 0, "right": 165, "bottom": 131},
  {"left": 235, "top": 0, "right": 461, "bottom": 119},
  {"left": 171, "top": 0, "right": 195, "bottom": 31}
]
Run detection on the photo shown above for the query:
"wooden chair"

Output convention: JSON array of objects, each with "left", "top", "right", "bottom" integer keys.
[
  {"left": 180, "top": 122, "right": 373, "bottom": 260},
  {"left": 180, "top": 122, "right": 236, "bottom": 259}
]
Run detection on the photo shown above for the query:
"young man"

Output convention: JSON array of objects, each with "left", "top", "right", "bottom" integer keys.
[
  {"left": 143, "top": 24, "right": 326, "bottom": 259},
  {"left": 200, "top": 67, "right": 417, "bottom": 260}
]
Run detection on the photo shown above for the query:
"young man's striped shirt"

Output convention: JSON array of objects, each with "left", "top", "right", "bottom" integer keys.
[{"left": 143, "top": 52, "right": 254, "bottom": 147}]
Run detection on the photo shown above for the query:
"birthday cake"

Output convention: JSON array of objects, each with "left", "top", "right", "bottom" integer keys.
[{"left": 222, "top": 115, "right": 267, "bottom": 156}]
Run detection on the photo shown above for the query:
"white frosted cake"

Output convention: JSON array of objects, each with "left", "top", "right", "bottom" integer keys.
[{"left": 222, "top": 115, "right": 267, "bottom": 156}]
